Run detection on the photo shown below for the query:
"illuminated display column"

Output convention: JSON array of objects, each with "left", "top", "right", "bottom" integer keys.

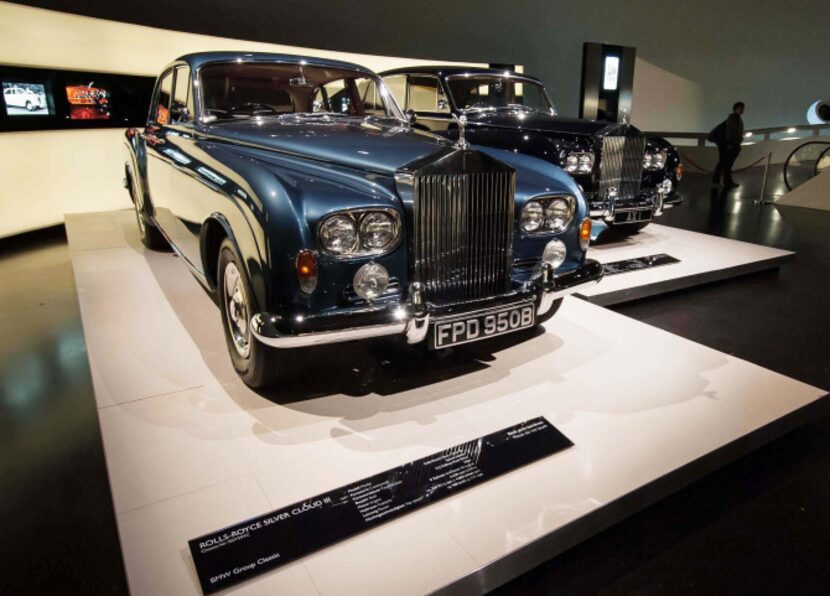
[{"left": 580, "top": 42, "right": 636, "bottom": 124}]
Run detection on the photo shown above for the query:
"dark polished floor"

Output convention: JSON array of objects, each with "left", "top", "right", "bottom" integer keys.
[
  {"left": 497, "top": 170, "right": 830, "bottom": 595},
  {"left": 0, "top": 168, "right": 827, "bottom": 595}
]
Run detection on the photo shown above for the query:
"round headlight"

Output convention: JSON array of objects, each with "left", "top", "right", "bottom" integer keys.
[
  {"left": 564, "top": 154, "right": 579, "bottom": 173},
  {"left": 643, "top": 152, "right": 653, "bottom": 169},
  {"left": 577, "top": 153, "right": 593, "bottom": 173},
  {"left": 521, "top": 201, "right": 545, "bottom": 232},
  {"left": 653, "top": 150, "right": 667, "bottom": 169},
  {"left": 319, "top": 215, "right": 357, "bottom": 255},
  {"left": 353, "top": 262, "right": 389, "bottom": 301},
  {"left": 545, "top": 197, "right": 574, "bottom": 231},
  {"left": 359, "top": 212, "right": 397, "bottom": 250},
  {"left": 542, "top": 239, "right": 567, "bottom": 269}
]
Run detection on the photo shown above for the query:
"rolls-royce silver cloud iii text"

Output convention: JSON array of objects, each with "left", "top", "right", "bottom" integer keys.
[{"left": 123, "top": 52, "right": 603, "bottom": 388}]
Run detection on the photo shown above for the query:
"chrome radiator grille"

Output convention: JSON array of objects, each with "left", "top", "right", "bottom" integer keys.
[
  {"left": 599, "top": 129, "right": 647, "bottom": 202},
  {"left": 413, "top": 171, "right": 515, "bottom": 304}
]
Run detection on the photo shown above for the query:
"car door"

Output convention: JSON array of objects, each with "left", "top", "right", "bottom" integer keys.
[
  {"left": 144, "top": 68, "right": 175, "bottom": 238},
  {"left": 163, "top": 64, "right": 206, "bottom": 271}
]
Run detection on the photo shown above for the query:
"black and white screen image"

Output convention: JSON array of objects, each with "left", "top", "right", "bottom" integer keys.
[{"left": 2, "top": 81, "right": 51, "bottom": 116}]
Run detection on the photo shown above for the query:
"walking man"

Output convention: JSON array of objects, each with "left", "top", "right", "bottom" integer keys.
[{"left": 711, "top": 102, "right": 745, "bottom": 189}]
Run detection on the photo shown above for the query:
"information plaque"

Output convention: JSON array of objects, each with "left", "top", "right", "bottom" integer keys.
[
  {"left": 188, "top": 417, "right": 572, "bottom": 593},
  {"left": 602, "top": 253, "right": 680, "bottom": 276}
]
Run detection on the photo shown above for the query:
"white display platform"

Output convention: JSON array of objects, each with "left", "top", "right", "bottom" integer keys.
[
  {"left": 66, "top": 210, "right": 826, "bottom": 596},
  {"left": 580, "top": 224, "right": 794, "bottom": 306}
]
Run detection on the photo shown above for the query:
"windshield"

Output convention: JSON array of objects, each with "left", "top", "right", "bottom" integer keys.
[
  {"left": 445, "top": 75, "right": 555, "bottom": 114},
  {"left": 198, "top": 62, "right": 403, "bottom": 122}
]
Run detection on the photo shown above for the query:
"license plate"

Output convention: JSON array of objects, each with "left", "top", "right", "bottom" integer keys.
[
  {"left": 614, "top": 209, "right": 652, "bottom": 224},
  {"left": 432, "top": 303, "right": 536, "bottom": 349}
]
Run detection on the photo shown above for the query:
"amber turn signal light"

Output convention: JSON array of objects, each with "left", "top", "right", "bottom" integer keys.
[
  {"left": 296, "top": 249, "right": 318, "bottom": 294},
  {"left": 579, "top": 218, "right": 592, "bottom": 250},
  {"left": 676, "top": 162, "right": 684, "bottom": 181}
]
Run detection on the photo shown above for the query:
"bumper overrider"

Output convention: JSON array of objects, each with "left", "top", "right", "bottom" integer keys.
[
  {"left": 589, "top": 187, "right": 683, "bottom": 222},
  {"left": 251, "top": 259, "right": 604, "bottom": 349}
]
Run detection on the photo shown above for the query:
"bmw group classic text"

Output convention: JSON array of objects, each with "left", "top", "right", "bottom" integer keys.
[{"left": 123, "top": 52, "right": 603, "bottom": 388}]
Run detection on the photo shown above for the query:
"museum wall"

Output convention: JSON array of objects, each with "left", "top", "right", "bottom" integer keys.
[
  {"left": 8, "top": 0, "right": 828, "bottom": 132},
  {"left": 0, "top": 2, "right": 479, "bottom": 238}
]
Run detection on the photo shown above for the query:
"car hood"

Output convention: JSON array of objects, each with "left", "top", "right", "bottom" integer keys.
[
  {"left": 202, "top": 116, "right": 454, "bottom": 175},
  {"left": 466, "top": 110, "right": 614, "bottom": 137}
]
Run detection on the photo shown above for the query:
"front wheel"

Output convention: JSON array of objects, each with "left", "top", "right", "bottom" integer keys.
[
  {"left": 25, "top": 101, "right": 33, "bottom": 111},
  {"left": 536, "top": 298, "right": 564, "bottom": 326},
  {"left": 218, "top": 238, "right": 285, "bottom": 389}
]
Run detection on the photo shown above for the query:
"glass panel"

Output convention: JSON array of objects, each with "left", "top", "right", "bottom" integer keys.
[
  {"left": 198, "top": 62, "right": 402, "bottom": 121},
  {"left": 446, "top": 75, "right": 554, "bottom": 114},
  {"left": 382, "top": 75, "right": 406, "bottom": 109},
  {"left": 155, "top": 70, "right": 173, "bottom": 124},
  {"left": 408, "top": 76, "right": 449, "bottom": 113},
  {"left": 171, "top": 66, "right": 192, "bottom": 124}
]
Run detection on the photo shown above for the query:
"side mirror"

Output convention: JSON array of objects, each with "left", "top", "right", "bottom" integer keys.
[{"left": 405, "top": 109, "right": 417, "bottom": 125}]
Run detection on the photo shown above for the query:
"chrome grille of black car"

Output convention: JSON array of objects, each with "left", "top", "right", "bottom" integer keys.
[
  {"left": 413, "top": 171, "right": 515, "bottom": 304},
  {"left": 599, "top": 128, "right": 647, "bottom": 203}
]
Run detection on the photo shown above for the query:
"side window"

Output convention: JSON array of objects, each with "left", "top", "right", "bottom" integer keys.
[
  {"left": 408, "top": 76, "right": 449, "bottom": 113},
  {"left": 382, "top": 75, "right": 406, "bottom": 110},
  {"left": 170, "top": 66, "right": 193, "bottom": 124},
  {"left": 154, "top": 70, "right": 173, "bottom": 125},
  {"left": 359, "top": 80, "right": 385, "bottom": 116}
]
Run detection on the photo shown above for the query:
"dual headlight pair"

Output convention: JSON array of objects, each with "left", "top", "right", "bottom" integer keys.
[
  {"left": 564, "top": 151, "right": 594, "bottom": 174},
  {"left": 643, "top": 150, "right": 668, "bottom": 170},
  {"left": 520, "top": 196, "right": 576, "bottom": 234},
  {"left": 318, "top": 209, "right": 401, "bottom": 256}
]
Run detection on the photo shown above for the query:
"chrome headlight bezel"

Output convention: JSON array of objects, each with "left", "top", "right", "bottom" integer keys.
[
  {"left": 563, "top": 151, "right": 595, "bottom": 174},
  {"left": 317, "top": 208, "right": 402, "bottom": 257},
  {"left": 521, "top": 195, "right": 577, "bottom": 235}
]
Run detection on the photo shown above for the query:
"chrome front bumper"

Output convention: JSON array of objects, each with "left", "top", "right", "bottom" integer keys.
[{"left": 250, "top": 260, "right": 604, "bottom": 349}]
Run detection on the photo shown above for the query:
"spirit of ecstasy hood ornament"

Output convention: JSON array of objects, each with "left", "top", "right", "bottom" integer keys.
[{"left": 452, "top": 114, "right": 469, "bottom": 149}]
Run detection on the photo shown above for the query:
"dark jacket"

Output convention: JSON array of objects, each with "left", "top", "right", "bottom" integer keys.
[{"left": 724, "top": 112, "right": 744, "bottom": 148}]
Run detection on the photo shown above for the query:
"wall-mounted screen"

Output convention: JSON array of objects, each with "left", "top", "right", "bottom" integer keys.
[
  {"left": 2, "top": 81, "right": 53, "bottom": 117},
  {"left": 0, "top": 65, "right": 154, "bottom": 132},
  {"left": 66, "top": 82, "right": 111, "bottom": 120},
  {"left": 602, "top": 56, "right": 620, "bottom": 91}
]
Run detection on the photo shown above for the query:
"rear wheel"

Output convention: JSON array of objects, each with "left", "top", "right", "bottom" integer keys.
[
  {"left": 218, "top": 238, "right": 283, "bottom": 388},
  {"left": 128, "top": 170, "right": 168, "bottom": 250}
]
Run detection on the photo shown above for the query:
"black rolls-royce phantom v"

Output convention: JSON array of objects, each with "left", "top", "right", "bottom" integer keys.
[{"left": 380, "top": 66, "right": 683, "bottom": 234}]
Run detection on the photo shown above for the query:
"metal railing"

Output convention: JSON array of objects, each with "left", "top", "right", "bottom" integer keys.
[
  {"left": 783, "top": 141, "right": 830, "bottom": 191},
  {"left": 648, "top": 123, "right": 830, "bottom": 147}
]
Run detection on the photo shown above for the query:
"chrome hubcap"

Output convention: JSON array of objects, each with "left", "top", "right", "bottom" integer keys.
[{"left": 224, "top": 262, "right": 251, "bottom": 358}]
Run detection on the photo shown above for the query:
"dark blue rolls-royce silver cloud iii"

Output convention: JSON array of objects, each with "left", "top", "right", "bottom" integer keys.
[
  {"left": 123, "top": 52, "right": 603, "bottom": 387},
  {"left": 379, "top": 66, "right": 683, "bottom": 233}
]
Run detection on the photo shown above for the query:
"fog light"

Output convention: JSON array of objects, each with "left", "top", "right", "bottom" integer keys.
[
  {"left": 579, "top": 218, "right": 592, "bottom": 250},
  {"left": 296, "top": 250, "right": 317, "bottom": 294},
  {"left": 659, "top": 178, "right": 674, "bottom": 194},
  {"left": 542, "top": 239, "right": 567, "bottom": 270},
  {"left": 353, "top": 262, "right": 389, "bottom": 301}
]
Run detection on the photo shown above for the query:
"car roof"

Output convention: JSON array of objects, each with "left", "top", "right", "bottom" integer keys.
[
  {"left": 379, "top": 65, "right": 543, "bottom": 84},
  {"left": 170, "top": 51, "right": 375, "bottom": 76}
]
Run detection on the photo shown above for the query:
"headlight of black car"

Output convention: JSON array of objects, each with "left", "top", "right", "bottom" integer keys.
[
  {"left": 643, "top": 149, "right": 668, "bottom": 170},
  {"left": 318, "top": 209, "right": 401, "bottom": 256},
  {"left": 521, "top": 196, "right": 576, "bottom": 234},
  {"left": 564, "top": 151, "right": 594, "bottom": 174}
]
